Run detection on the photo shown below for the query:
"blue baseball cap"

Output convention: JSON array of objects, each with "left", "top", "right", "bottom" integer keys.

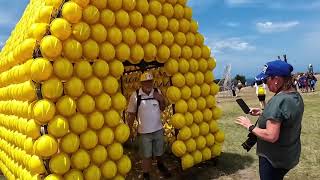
[{"left": 255, "top": 60, "right": 293, "bottom": 81}]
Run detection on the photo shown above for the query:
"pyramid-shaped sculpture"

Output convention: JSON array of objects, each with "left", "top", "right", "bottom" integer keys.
[{"left": 0, "top": 0, "right": 224, "bottom": 179}]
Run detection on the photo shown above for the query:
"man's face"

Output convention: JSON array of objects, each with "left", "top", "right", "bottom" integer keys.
[{"left": 141, "top": 80, "right": 153, "bottom": 94}]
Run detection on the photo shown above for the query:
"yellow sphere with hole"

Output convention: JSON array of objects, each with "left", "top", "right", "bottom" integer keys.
[
  {"left": 91, "top": 24, "right": 107, "bottom": 43},
  {"left": 185, "top": 112, "right": 194, "bottom": 125},
  {"left": 186, "top": 32, "right": 195, "bottom": 46},
  {"left": 144, "top": 43, "right": 157, "bottom": 61},
  {"left": 130, "top": 44, "right": 144, "bottom": 64},
  {"left": 111, "top": 93, "right": 127, "bottom": 111},
  {"left": 48, "top": 115, "right": 69, "bottom": 138},
  {"left": 84, "top": 165, "right": 101, "bottom": 180},
  {"left": 122, "top": 28, "right": 136, "bottom": 46},
  {"left": 53, "top": 58, "right": 73, "bottom": 80},
  {"left": 50, "top": 18, "right": 72, "bottom": 41},
  {"left": 40, "top": 35, "right": 62, "bottom": 58},
  {"left": 193, "top": 110, "right": 203, "bottom": 124},
  {"left": 91, "top": 0, "right": 107, "bottom": 9},
  {"left": 60, "top": 133, "right": 80, "bottom": 153},
  {"left": 82, "top": 39, "right": 99, "bottom": 60},
  {"left": 172, "top": 73, "right": 185, "bottom": 88},
  {"left": 196, "top": 136, "right": 206, "bottom": 150},
  {"left": 33, "top": 99, "right": 56, "bottom": 124},
  {"left": 114, "top": 124, "right": 130, "bottom": 143},
  {"left": 100, "top": 42, "right": 115, "bottom": 61},
  {"left": 179, "top": 19, "right": 190, "bottom": 33},
  {"left": 212, "top": 107, "right": 223, "bottom": 119},
  {"left": 85, "top": 76, "right": 102, "bottom": 96},
  {"left": 88, "top": 111, "right": 104, "bottom": 130},
  {"left": 26, "top": 119, "right": 41, "bottom": 139},
  {"left": 195, "top": 33, "right": 204, "bottom": 46},
  {"left": 116, "top": 10, "right": 130, "bottom": 28},
  {"left": 104, "top": 109, "right": 121, "bottom": 128},
  {"left": 195, "top": 71, "right": 204, "bottom": 85},
  {"left": 136, "top": 27, "right": 149, "bottom": 44},
  {"left": 49, "top": 152, "right": 71, "bottom": 175},
  {"left": 181, "top": 46, "right": 192, "bottom": 59},
  {"left": 123, "top": 0, "right": 136, "bottom": 11},
  {"left": 175, "top": 99, "right": 188, "bottom": 114},
  {"left": 83, "top": 5, "right": 100, "bottom": 24},
  {"left": 157, "top": 16, "right": 168, "bottom": 31},
  {"left": 166, "top": 86, "right": 181, "bottom": 103},
  {"left": 117, "top": 155, "right": 131, "bottom": 175},
  {"left": 149, "top": 0, "right": 162, "bottom": 16},
  {"left": 64, "top": 169, "right": 83, "bottom": 180},
  {"left": 144, "top": 14, "right": 157, "bottom": 30},
  {"left": 171, "top": 113, "right": 185, "bottom": 129},
  {"left": 203, "top": 108, "right": 213, "bottom": 122},
  {"left": 214, "top": 131, "right": 225, "bottom": 143},
  {"left": 181, "top": 86, "right": 191, "bottom": 100},
  {"left": 205, "top": 71, "right": 214, "bottom": 84},
  {"left": 109, "top": 0, "right": 122, "bottom": 11},
  {"left": 35, "top": 135, "right": 58, "bottom": 157},
  {"left": 177, "top": 126, "right": 192, "bottom": 141},
  {"left": 157, "top": 45, "right": 170, "bottom": 62},
  {"left": 80, "top": 130, "right": 98, "bottom": 149},
  {"left": 202, "top": 45, "right": 211, "bottom": 59},
  {"left": 74, "top": 61, "right": 92, "bottom": 79},
  {"left": 72, "top": 22, "right": 91, "bottom": 42},
  {"left": 71, "top": 149, "right": 90, "bottom": 170},
  {"left": 174, "top": 4, "right": 184, "bottom": 19},
  {"left": 129, "top": 10, "right": 143, "bottom": 28},
  {"left": 101, "top": 161, "right": 117, "bottom": 179},
  {"left": 109, "top": 60, "right": 124, "bottom": 79},
  {"left": 178, "top": 58, "right": 189, "bottom": 73},
  {"left": 162, "top": 31, "right": 174, "bottom": 46},
  {"left": 191, "top": 85, "right": 201, "bottom": 98},
  {"left": 77, "top": 94, "right": 95, "bottom": 114},
  {"left": 171, "top": 140, "right": 186, "bottom": 157},
  {"left": 175, "top": 32, "right": 186, "bottom": 46},
  {"left": 62, "top": 2, "right": 82, "bottom": 23},
  {"left": 29, "top": 155, "right": 46, "bottom": 174},
  {"left": 108, "top": 142, "right": 123, "bottom": 161},
  {"left": 197, "top": 97, "right": 207, "bottom": 110},
  {"left": 168, "top": 19, "right": 179, "bottom": 33},
  {"left": 136, "top": 0, "right": 149, "bottom": 14},
  {"left": 170, "top": 43, "right": 181, "bottom": 59},
  {"left": 56, "top": 96, "right": 77, "bottom": 117},
  {"left": 65, "top": 77, "right": 84, "bottom": 97},
  {"left": 164, "top": 58, "right": 179, "bottom": 75},
  {"left": 100, "top": 9, "right": 115, "bottom": 28},
  {"left": 108, "top": 27, "right": 122, "bottom": 45},
  {"left": 93, "top": 60, "right": 109, "bottom": 78},
  {"left": 90, "top": 145, "right": 107, "bottom": 165},
  {"left": 184, "top": 72, "right": 195, "bottom": 87},
  {"left": 95, "top": 93, "right": 112, "bottom": 111},
  {"left": 190, "top": 123, "right": 200, "bottom": 138},
  {"left": 192, "top": 150, "right": 202, "bottom": 164},
  {"left": 163, "top": 3, "right": 174, "bottom": 18},
  {"left": 199, "top": 122, "right": 210, "bottom": 136},
  {"left": 205, "top": 133, "right": 215, "bottom": 147},
  {"left": 102, "top": 76, "right": 119, "bottom": 95},
  {"left": 42, "top": 77, "right": 63, "bottom": 99},
  {"left": 181, "top": 154, "right": 194, "bottom": 170},
  {"left": 202, "top": 147, "right": 212, "bottom": 161},
  {"left": 99, "top": 126, "right": 114, "bottom": 146},
  {"left": 31, "top": 58, "right": 53, "bottom": 81},
  {"left": 206, "top": 95, "right": 216, "bottom": 109},
  {"left": 208, "top": 57, "right": 216, "bottom": 70},
  {"left": 116, "top": 43, "right": 130, "bottom": 61},
  {"left": 211, "top": 144, "right": 222, "bottom": 157},
  {"left": 201, "top": 83, "right": 211, "bottom": 97},
  {"left": 69, "top": 113, "right": 87, "bottom": 134},
  {"left": 63, "top": 39, "right": 83, "bottom": 60},
  {"left": 209, "top": 120, "right": 219, "bottom": 133}
]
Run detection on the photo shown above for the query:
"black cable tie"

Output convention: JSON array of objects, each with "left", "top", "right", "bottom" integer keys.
[{"left": 35, "top": 83, "right": 43, "bottom": 100}]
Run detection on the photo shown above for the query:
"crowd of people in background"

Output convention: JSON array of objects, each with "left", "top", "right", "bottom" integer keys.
[{"left": 295, "top": 73, "right": 317, "bottom": 93}]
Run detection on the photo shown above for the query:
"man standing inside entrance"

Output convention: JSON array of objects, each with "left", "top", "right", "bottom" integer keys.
[{"left": 127, "top": 72, "right": 171, "bottom": 180}]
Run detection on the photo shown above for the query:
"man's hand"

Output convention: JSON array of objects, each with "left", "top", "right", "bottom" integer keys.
[
  {"left": 249, "top": 108, "right": 262, "bottom": 116},
  {"left": 235, "top": 116, "right": 253, "bottom": 130},
  {"left": 153, "top": 90, "right": 163, "bottom": 102}
]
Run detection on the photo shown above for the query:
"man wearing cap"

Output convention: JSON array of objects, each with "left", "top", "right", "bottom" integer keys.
[
  {"left": 127, "top": 72, "right": 171, "bottom": 180},
  {"left": 235, "top": 60, "right": 304, "bottom": 180}
]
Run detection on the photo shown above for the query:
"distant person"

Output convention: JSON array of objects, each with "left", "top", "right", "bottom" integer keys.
[
  {"left": 310, "top": 74, "right": 317, "bottom": 92},
  {"left": 237, "top": 80, "right": 243, "bottom": 92},
  {"left": 231, "top": 83, "right": 237, "bottom": 97},
  {"left": 254, "top": 81, "right": 267, "bottom": 109},
  {"left": 235, "top": 60, "right": 304, "bottom": 180}
]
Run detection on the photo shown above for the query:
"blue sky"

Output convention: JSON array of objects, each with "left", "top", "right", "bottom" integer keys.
[{"left": 1, "top": 0, "right": 320, "bottom": 78}]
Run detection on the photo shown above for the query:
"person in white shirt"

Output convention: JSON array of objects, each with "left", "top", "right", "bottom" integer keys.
[{"left": 127, "top": 72, "right": 171, "bottom": 180}]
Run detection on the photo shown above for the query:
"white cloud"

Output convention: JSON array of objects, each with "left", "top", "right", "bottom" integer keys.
[
  {"left": 209, "top": 37, "right": 255, "bottom": 54},
  {"left": 256, "top": 21, "right": 300, "bottom": 33}
]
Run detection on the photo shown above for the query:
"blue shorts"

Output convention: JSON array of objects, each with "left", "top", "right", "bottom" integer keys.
[{"left": 138, "top": 129, "right": 164, "bottom": 158}]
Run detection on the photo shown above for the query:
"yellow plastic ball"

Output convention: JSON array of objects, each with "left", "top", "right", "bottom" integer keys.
[
  {"left": 65, "top": 77, "right": 84, "bottom": 97},
  {"left": 56, "top": 96, "right": 77, "bottom": 117},
  {"left": 170, "top": 43, "right": 181, "bottom": 59},
  {"left": 129, "top": 10, "right": 143, "bottom": 28},
  {"left": 40, "top": 35, "right": 62, "bottom": 58},
  {"left": 91, "top": 24, "right": 107, "bottom": 43},
  {"left": 123, "top": 0, "right": 136, "bottom": 11},
  {"left": 44, "top": 174, "right": 63, "bottom": 180},
  {"left": 177, "top": 126, "right": 192, "bottom": 141},
  {"left": 191, "top": 85, "right": 201, "bottom": 98},
  {"left": 199, "top": 122, "right": 210, "bottom": 136},
  {"left": 166, "top": 86, "right": 181, "bottom": 103},
  {"left": 211, "top": 144, "right": 222, "bottom": 157},
  {"left": 184, "top": 6, "right": 192, "bottom": 20},
  {"left": 172, "top": 73, "right": 185, "bottom": 88},
  {"left": 214, "top": 131, "right": 225, "bottom": 143},
  {"left": 197, "top": 97, "right": 207, "bottom": 110},
  {"left": 33, "top": 99, "right": 56, "bottom": 124},
  {"left": 116, "top": 10, "right": 130, "bottom": 28},
  {"left": 185, "top": 138, "right": 196, "bottom": 153},
  {"left": 185, "top": 112, "right": 194, "bottom": 125},
  {"left": 99, "top": 126, "right": 114, "bottom": 146},
  {"left": 168, "top": 18, "right": 179, "bottom": 33},
  {"left": 202, "top": 147, "right": 212, "bottom": 161},
  {"left": 150, "top": 30, "right": 162, "bottom": 46},
  {"left": 171, "top": 113, "right": 185, "bottom": 129},
  {"left": 71, "top": 149, "right": 90, "bottom": 170},
  {"left": 108, "top": 27, "right": 122, "bottom": 45},
  {"left": 204, "top": 71, "right": 214, "bottom": 84},
  {"left": 115, "top": 124, "right": 130, "bottom": 143},
  {"left": 74, "top": 60, "right": 92, "bottom": 79},
  {"left": 72, "top": 22, "right": 91, "bottom": 42},
  {"left": 71, "top": 0, "right": 89, "bottom": 7},
  {"left": 116, "top": 43, "right": 130, "bottom": 61},
  {"left": 84, "top": 165, "right": 101, "bottom": 180},
  {"left": 88, "top": 111, "right": 104, "bottom": 130},
  {"left": 174, "top": 4, "right": 184, "bottom": 19},
  {"left": 157, "top": 16, "right": 169, "bottom": 32},
  {"left": 206, "top": 95, "right": 216, "bottom": 109},
  {"left": 144, "top": 43, "right": 157, "bottom": 61},
  {"left": 175, "top": 99, "right": 188, "bottom": 114},
  {"left": 192, "top": 46, "right": 202, "bottom": 59},
  {"left": 203, "top": 108, "right": 213, "bottom": 122},
  {"left": 26, "top": 119, "right": 41, "bottom": 140},
  {"left": 136, "top": 0, "right": 149, "bottom": 14},
  {"left": 181, "top": 86, "right": 191, "bottom": 100},
  {"left": 175, "top": 32, "right": 186, "bottom": 46},
  {"left": 117, "top": 155, "right": 131, "bottom": 175},
  {"left": 100, "top": 9, "right": 115, "bottom": 28},
  {"left": 101, "top": 161, "right": 117, "bottom": 179},
  {"left": 212, "top": 107, "right": 223, "bottom": 119},
  {"left": 181, "top": 46, "right": 192, "bottom": 59},
  {"left": 157, "top": 45, "right": 171, "bottom": 62},
  {"left": 149, "top": 0, "right": 162, "bottom": 16},
  {"left": 29, "top": 155, "right": 46, "bottom": 174},
  {"left": 109, "top": 60, "right": 124, "bottom": 79},
  {"left": 195, "top": 136, "right": 206, "bottom": 150},
  {"left": 181, "top": 154, "right": 194, "bottom": 170},
  {"left": 193, "top": 110, "right": 203, "bottom": 124},
  {"left": 195, "top": 33, "right": 204, "bottom": 46},
  {"left": 35, "top": 135, "right": 58, "bottom": 157},
  {"left": 53, "top": 57, "right": 73, "bottom": 80},
  {"left": 100, "top": 42, "right": 115, "bottom": 61},
  {"left": 77, "top": 94, "right": 95, "bottom": 114},
  {"left": 49, "top": 152, "right": 71, "bottom": 175},
  {"left": 178, "top": 58, "right": 189, "bottom": 73},
  {"left": 69, "top": 113, "right": 88, "bottom": 134},
  {"left": 185, "top": 72, "right": 195, "bottom": 87},
  {"left": 202, "top": 45, "right": 211, "bottom": 59},
  {"left": 62, "top": 2, "right": 82, "bottom": 23},
  {"left": 136, "top": 27, "right": 149, "bottom": 44},
  {"left": 50, "top": 18, "right": 72, "bottom": 40},
  {"left": 209, "top": 120, "right": 219, "bottom": 133},
  {"left": 31, "top": 58, "right": 53, "bottom": 81},
  {"left": 104, "top": 109, "right": 121, "bottom": 128},
  {"left": 30, "top": 23, "right": 48, "bottom": 40},
  {"left": 179, "top": 19, "right": 190, "bottom": 33},
  {"left": 192, "top": 150, "right": 202, "bottom": 164},
  {"left": 85, "top": 76, "right": 103, "bottom": 96},
  {"left": 102, "top": 76, "right": 119, "bottom": 95},
  {"left": 130, "top": 44, "right": 144, "bottom": 64},
  {"left": 164, "top": 58, "right": 179, "bottom": 75},
  {"left": 80, "top": 130, "right": 98, "bottom": 149},
  {"left": 171, "top": 140, "right": 186, "bottom": 157},
  {"left": 82, "top": 39, "right": 99, "bottom": 60},
  {"left": 92, "top": 60, "right": 109, "bottom": 78},
  {"left": 111, "top": 93, "right": 127, "bottom": 111},
  {"left": 109, "top": 0, "right": 122, "bottom": 11},
  {"left": 163, "top": 3, "right": 174, "bottom": 18},
  {"left": 63, "top": 39, "right": 83, "bottom": 60},
  {"left": 162, "top": 31, "right": 174, "bottom": 46},
  {"left": 64, "top": 169, "right": 83, "bottom": 180},
  {"left": 90, "top": 145, "right": 107, "bottom": 165},
  {"left": 41, "top": 77, "right": 63, "bottom": 99},
  {"left": 208, "top": 57, "right": 217, "bottom": 70},
  {"left": 186, "top": 32, "right": 195, "bottom": 46},
  {"left": 108, "top": 142, "right": 123, "bottom": 161},
  {"left": 91, "top": 0, "right": 107, "bottom": 9},
  {"left": 188, "top": 59, "right": 199, "bottom": 73},
  {"left": 205, "top": 133, "right": 215, "bottom": 147},
  {"left": 48, "top": 115, "right": 69, "bottom": 138},
  {"left": 122, "top": 28, "right": 136, "bottom": 46},
  {"left": 83, "top": 5, "right": 100, "bottom": 24},
  {"left": 95, "top": 93, "right": 112, "bottom": 111},
  {"left": 144, "top": 14, "right": 157, "bottom": 30},
  {"left": 60, "top": 133, "right": 80, "bottom": 153},
  {"left": 195, "top": 71, "right": 204, "bottom": 85}
]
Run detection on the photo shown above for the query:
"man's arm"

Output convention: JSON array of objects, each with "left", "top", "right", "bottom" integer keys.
[
  {"left": 127, "top": 112, "right": 136, "bottom": 132},
  {"left": 153, "top": 89, "right": 167, "bottom": 111}
]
